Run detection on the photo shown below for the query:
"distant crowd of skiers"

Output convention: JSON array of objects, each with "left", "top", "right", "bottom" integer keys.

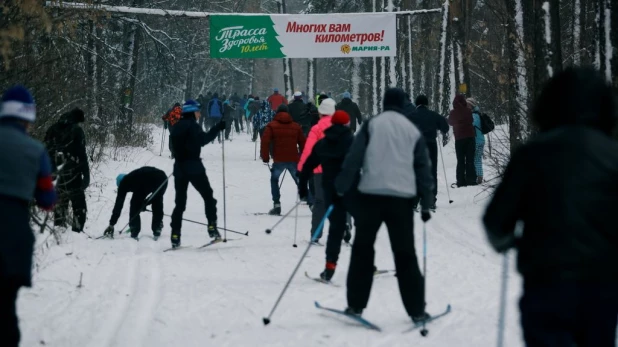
[{"left": 1, "top": 66, "right": 617, "bottom": 347}]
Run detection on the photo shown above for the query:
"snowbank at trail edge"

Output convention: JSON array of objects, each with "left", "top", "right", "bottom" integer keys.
[{"left": 18, "top": 125, "right": 531, "bottom": 347}]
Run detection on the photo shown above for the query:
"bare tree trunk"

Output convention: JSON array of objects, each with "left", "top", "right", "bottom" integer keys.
[{"left": 278, "top": 0, "right": 294, "bottom": 99}]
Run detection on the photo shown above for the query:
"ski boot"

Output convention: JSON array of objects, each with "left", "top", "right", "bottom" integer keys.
[
  {"left": 170, "top": 232, "right": 181, "bottom": 248},
  {"left": 127, "top": 227, "right": 139, "bottom": 240},
  {"left": 268, "top": 202, "right": 281, "bottom": 216},
  {"left": 344, "top": 307, "right": 363, "bottom": 317},
  {"left": 411, "top": 312, "right": 432, "bottom": 324},
  {"left": 208, "top": 224, "right": 222, "bottom": 241},
  {"left": 319, "top": 262, "right": 336, "bottom": 281},
  {"left": 429, "top": 204, "right": 437, "bottom": 212},
  {"left": 153, "top": 229, "right": 161, "bottom": 240},
  {"left": 343, "top": 224, "right": 352, "bottom": 244},
  {"left": 103, "top": 225, "right": 114, "bottom": 239}
]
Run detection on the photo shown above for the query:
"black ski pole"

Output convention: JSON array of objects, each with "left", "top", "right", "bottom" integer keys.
[
  {"left": 263, "top": 204, "right": 334, "bottom": 326},
  {"left": 118, "top": 173, "right": 172, "bottom": 235},
  {"left": 279, "top": 170, "right": 287, "bottom": 191},
  {"left": 497, "top": 251, "right": 509, "bottom": 347},
  {"left": 293, "top": 194, "right": 299, "bottom": 248},
  {"left": 144, "top": 209, "right": 249, "bottom": 236},
  {"left": 222, "top": 128, "right": 228, "bottom": 242},
  {"left": 264, "top": 201, "right": 302, "bottom": 234},
  {"left": 438, "top": 135, "right": 454, "bottom": 204},
  {"left": 420, "top": 223, "right": 429, "bottom": 337}
]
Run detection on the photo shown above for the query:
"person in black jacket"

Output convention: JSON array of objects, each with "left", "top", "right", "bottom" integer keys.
[
  {"left": 102, "top": 167, "right": 168, "bottom": 239},
  {"left": 408, "top": 94, "right": 449, "bottom": 210},
  {"left": 45, "top": 108, "right": 89, "bottom": 233},
  {"left": 169, "top": 99, "right": 226, "bottom": 248},
  {"left": 299, "top": 110, "right": 354, "bottom": 281},
  {"left": 288, "top": 92, "right": 311, "bottom": 135},
  {"left": 335, "top": 92, "right": 363, "bottom": 133},
  {"left": 483, "top": 67, "right": 618, "bottom": 347}
]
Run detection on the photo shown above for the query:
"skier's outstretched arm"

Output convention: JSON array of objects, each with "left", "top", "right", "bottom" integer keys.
[
  {"left": 335, "top": 121, "right": 369, "bottom": 195},
  {"left": 198, "top": 122, "right": 223, "bottom": 146},
  {"left": 483, "top": 146, "right": 530, "bottom": 252},
  {"left": 413, "top": 136, "right": 434, "bottom": 211},
  {"left": 110, "top": 185, "right": 128, "bottom": 226}
]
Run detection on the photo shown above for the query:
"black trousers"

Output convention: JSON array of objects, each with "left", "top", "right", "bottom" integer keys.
[
  {"left": 168, "top": 134, "right": 175, "bottom": 158},
  {"left": 324, "top": 193, "right": 347, "bottom": 264},
  {"left": 454, "top": 138, "right": 476, "bottom": 186},
  {"left": 425, "top": 141, "right": 439, "bottom": 205},
  {"left": 170, "top": 173, "right": 217, "bottom": 235},
  {"left": 310, "top": 174, "right": 326, "bottom": 240},
  {"left": 0, "top": 279, "right": 21, "bottom": 347},
  {"left": 347, "top": 194, "right": 425, "bottom": 317},
  {"left": 54, "top": 173, "right": 87, "bottom": 232},
  {"left": 129, "top": 183, "right": 166, "bottom": 235},
  {"left": 520, "top": 281, "right": 618, "bottom": 347}
]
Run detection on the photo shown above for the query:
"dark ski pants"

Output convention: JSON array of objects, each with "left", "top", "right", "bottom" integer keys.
[
  {"left": 129, "top": 184, "right": 166, "bottom": 235},
  {"left": 310, "top": 174, "right": 326, "bottom": 240},
  {"left": 454, "top": 138, "right": 476, "bottom": 186},
  {"left": 171, "top": 173, "right": 217, "bottom": 235},
  {"left": 270, "top": 162, "right": 299, "bottom": 203},
  {"left": 415, "top": 140, "right": 439, "bottom": 208},
  {"left": 324, "top": 196, "right": 347, "bottom": 264},
  {"left": 54, "top": 174, "right": 87, "bottom": 232},
  {"left": 520, "top": 281, "right": 618, "bottom": 347},
  {"left": 347, "top": 194, "right": 425, "bottom": 317},
  {"left": 0, "top": 278, "right": 21, "bottom": 347}
]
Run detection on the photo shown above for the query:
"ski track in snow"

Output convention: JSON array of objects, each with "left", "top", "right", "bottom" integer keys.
[{"left": 18, "top": 126, "right": 552, "bottom": 346}]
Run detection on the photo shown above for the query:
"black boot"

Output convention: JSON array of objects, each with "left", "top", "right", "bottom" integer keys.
[
  {"left": 268, "top": 202, "right": 281, "bottom": 216},
  {"left": 344, "top": 307, "right": 363, "bottom": 317},
  {"left": 208, "top": 224, "right": 221, "bottom": 240},
  {"left": 411, "top": 312, "right": 432, "bottom": 324},
  {"left": 171, "top": 231, "right": 181, "bottom": 248},
  {"left": 130, "top": 228, "right": 140, "bottom": 240},
  {"left": 343, "top": 224, "right": 352, "bottom": 243},
  {"left": 319, "top": 262, "right": 336, "bottom": 281}
]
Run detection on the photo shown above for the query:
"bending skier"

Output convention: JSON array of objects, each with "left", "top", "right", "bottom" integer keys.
[
  {"left": 299, "top": 110, "right": 354, "bottom": 281},
  {"left": 335, "top": 88, "right": 434, "bottom": 323},
  {"left": 169, "top": 100, "right": 226, "bottom": 248},
  {"left": 103, "top": 166, "right": 168, "bottom": 240}
]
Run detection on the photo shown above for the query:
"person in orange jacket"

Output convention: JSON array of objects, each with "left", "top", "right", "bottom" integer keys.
[{"left": 267, "top": 88, "right": 288, "bottom": 111}]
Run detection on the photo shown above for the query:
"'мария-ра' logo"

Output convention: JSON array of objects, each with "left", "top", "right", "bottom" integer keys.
[
  {"left": 216, "top": 26, "right": 268, "bottom": 53},
  {"left": 340, "top": 44, "right": 351, "bottom": 54}
]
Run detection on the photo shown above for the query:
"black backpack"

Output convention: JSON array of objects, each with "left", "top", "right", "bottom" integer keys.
[{"left": 478, "top": 113, "right": 495, "bottom": 134}]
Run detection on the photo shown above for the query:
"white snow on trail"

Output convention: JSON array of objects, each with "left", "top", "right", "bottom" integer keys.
[{"left": 19, "top": 126, "right": 526, "bottom": 346}]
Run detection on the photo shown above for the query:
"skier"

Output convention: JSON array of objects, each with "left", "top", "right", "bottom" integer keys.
[
  {"left": 199, "top": 92, "right": 212, "bottom": 131},
  {"left": 261, "top": 104, "right": 306, "bottom": 215},
  {"left": 335, "top": 88, "right": 433, "bottom": 322},
  {"left": 169, "top": 99, "right": 226, "bottom": 248},
  {"left": 0, "top": 86, "right": 57, "bottom": 347},
  {"left": 288, "top": 91, "right": 311, "bottom": 135},
  {"left": 468, "top": 98, "right": 485, "bottom": 184},
  {"left": 45, "top": 107, "right": 89, "bottom": 233},
  {"left": 244, "top": 95, "right": 255, "bottom": 134},
  {"left": 408, "top": 95, "right": 449, "bottom": 211},
  {"left": 252, "top": 99, "right": 275, "bottom": 142},
  {"left": 298, "top": 97, "right": 336, "bottom": 243},
  {"left": 299, "top": 110, "right": 354, "bottom": 281},
  {"left": 222, "top": 96, "right": 236, "bottom": 140},
  {"left": 267, "top": 87, "right": 288, "bottom": 111},
  {"left": 448, "top": 94, "right": 476, "bottom": 187},
  {"left": 206, "top": 93, "right": 224, "bottom": 142},
  {"left": 162, "top": 102, "right": 182, "bottom": 158},
  {"left": 483, "top": 67, "right": 618, "bottom": 347},
  {"left": 335, "top": 92, "right": 363, "bottom": 133},
  {"left": 250, "top": 97, "right": 264, "bottom": 141},
  {"left": 103, "top": 166, "right": 168, "bottom": 240}
]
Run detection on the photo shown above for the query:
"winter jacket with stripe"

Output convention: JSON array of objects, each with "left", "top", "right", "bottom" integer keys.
[{"left": 334, "top": 110, "right": 434, "bottom": 210}]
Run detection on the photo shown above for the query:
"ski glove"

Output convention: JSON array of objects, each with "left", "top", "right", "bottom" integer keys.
[
  {"left": 442, "top": 132, "right": 450, "bottom": 147},
  {"left": 216, "top": 121, "right": 226, "bottom": 131},
  {"left": 103, "top": 225, "right": 114, "bottom": 238},
  {"left": 298, "top": 185, "right": 309, "bottom": 201},
  {"left": 421, "top": 211, "right": 431, "bottom": 222}
]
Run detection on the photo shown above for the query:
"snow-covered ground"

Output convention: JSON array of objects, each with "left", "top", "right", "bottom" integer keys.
[{"left": 19, "top": 125, "right": 526, "bottom": 347}]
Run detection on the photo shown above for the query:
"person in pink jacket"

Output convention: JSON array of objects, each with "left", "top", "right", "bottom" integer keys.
[{"left": 297, "top": 97, "right": 336, "bottom": 243}]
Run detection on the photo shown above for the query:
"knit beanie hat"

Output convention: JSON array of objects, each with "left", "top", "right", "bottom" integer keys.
[
  {"left": 342, "top": 91, "right": 351, "bottom": 99},
  {"left": 116, "top": 174, "right": 126, "bottom": 187},
  {"left": 182, "top": 99, "right": 200, "bottom": 113},
  {"left": 0, "top": 85, "right": 36, "bottom": 122},
  {"left": 293, "top": 91, "right": 302, "bottom": 99},
  {"left": 383, "top": 88, "right": 406, "bottom": 111},
  {"left": 277, "top": 104, "right": 289, "bottom": 113},
  {"left": 331, "top": 110, "right": 350, "bottom": 126},
  {"left": 318, "top": 98, "right": 336, "bottom": 116}
]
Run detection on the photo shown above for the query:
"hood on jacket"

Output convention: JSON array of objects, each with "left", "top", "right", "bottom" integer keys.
[
  {"left": 60, "top": 108, "right": 85, "bottom": 124},
  {"left": 274, "top": 112, "right": 293, "bottom": 124},
  {"left": 322, "top": 125, "right": 354, "bottom": 158},
  {"left": 452, "top": 94, "right": 468, "bottom": 109},
  {"left": 340, "top": 98, "right": 354, "bottom": 105}
]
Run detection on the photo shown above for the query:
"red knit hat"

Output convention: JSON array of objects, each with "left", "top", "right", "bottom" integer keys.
[{"left": 331, "top": 110, "right": 350, "bottom": 125}]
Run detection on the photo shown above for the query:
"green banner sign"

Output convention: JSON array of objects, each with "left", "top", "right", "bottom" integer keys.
[{"left": 210, "top": 15, "right": 285, "bottom": 59}]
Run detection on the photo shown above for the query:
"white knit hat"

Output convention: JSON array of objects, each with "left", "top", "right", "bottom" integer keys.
[{"left": 317, "top": 98, "right": 336, "bottom": 116}]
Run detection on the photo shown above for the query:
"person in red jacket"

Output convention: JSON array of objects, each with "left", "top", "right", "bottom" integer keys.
[
  {"left": 448, "top": 94, "right": 476, "bottom": 187},
  {"left": 267, "top": 88, "right": 288, "bottom": 112},
  {"left": 261, "top": 104, "right": 306, "bottom": 215}
]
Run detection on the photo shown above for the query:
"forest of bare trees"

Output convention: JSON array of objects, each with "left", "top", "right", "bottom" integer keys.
[{"left": 1, "top": 0, "right": 616, "bottom": 168}]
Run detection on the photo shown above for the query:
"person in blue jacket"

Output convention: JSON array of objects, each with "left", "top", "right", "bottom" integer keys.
[
  {"left": 468, "top": 98, "right": 485, "bottom": 184},
  {"left": 0, "top": 86, "right": 57, "bottom": 347}
]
